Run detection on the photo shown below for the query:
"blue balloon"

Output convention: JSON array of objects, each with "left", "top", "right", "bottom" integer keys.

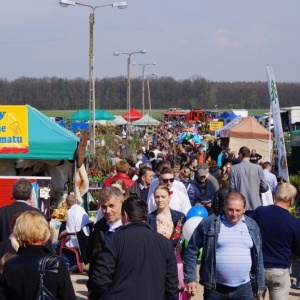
[{"left": 186, "top": 206, "right": 208, "bottom": 220}]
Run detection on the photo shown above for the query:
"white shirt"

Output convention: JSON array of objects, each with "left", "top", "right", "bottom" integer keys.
[
  {"left": 62, "top": 204, "right": 90, "bottom": 248},
  {"left": 148, "top": 187, "right": 191, "bottom": 215},
  {"left": 263, "top": 169, "right": 278, "bottom": 195},
  {"left": 135, "top": 160, "right": 143, "bottom": 170},
  {"left": 147, "top": 178, "right": 188, "bottom": 203}
]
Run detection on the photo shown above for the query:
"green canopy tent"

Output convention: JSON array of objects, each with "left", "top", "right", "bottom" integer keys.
[
  {"left": 0, "top": 105, "right": 79, "bottom": 160},
  {"left": 69, "top": 109, "right": 115, "bottom": 121}
]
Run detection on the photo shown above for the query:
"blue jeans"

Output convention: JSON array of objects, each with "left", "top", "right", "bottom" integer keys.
[
  {"left": 53, "top": 240, "right": 76, "bottom": 269},
  {"left": 203, "top": 282, "right": 253, "bottom": 300}
]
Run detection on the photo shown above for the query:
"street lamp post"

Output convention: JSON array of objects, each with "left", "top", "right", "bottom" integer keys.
[
  {"left": 113, "top": 50, "right": 146, "bottom": 133},
  {"left": 132, "top": 62, "right": 156, "bottom": 115},
  {"left": 59, "top": 0, "right": 127, "bottom": 156},
  {"left": 146, "top": 73, "right": 156, "bottom": 117}
]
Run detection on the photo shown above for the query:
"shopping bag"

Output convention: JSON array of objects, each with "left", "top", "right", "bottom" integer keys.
[
  {"left": 179, "top": 291, "right": 191, "bottom": 300},
  {"left": 175, "top": 249, "right": 185, "bottom": 290}
]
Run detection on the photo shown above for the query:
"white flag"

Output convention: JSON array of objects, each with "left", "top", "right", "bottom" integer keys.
[{"left": 266, "top": 65, "right": 289, "bottom": 182}]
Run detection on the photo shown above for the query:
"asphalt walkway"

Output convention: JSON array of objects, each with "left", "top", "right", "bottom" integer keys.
[{"left": 71, "top": 273, "right": 300, "bottom": 300}]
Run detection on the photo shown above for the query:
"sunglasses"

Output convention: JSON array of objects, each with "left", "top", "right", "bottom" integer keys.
[{"left": 162, "top": 178, "right": 175, "bottom": 183}]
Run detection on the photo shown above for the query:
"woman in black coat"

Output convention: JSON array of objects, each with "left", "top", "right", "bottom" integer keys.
[
  {"left": 0, "top": 210, "right": 76, "bottom": 300},
  {"left": 213, "top": 173, "right": 229, "bottom": 215}
]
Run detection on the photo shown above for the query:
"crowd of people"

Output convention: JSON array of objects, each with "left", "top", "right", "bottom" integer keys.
[{"left": 0, "top": 120, "right": 299, "bottom": 300}]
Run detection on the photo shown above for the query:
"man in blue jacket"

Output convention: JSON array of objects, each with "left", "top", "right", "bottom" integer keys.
[{"left": 183, "top": 192, "right": 265, "bottom": 300}]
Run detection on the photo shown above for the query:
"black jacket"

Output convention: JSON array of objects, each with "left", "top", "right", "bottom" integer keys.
[
  {"left": 213, "top": 186, "right": 229, "bottom": 215},
  {"left": 0, "top": 202, "right": 41, "bottom": 242},
  {"left": 0, "top": 245, "right": 76, "bottom": 300},
  {"left": 86, "top": 217, "right": 107, "bottom": 266},
  {"left": 88, "top": 222, "right": 178, "bottom": 300}
]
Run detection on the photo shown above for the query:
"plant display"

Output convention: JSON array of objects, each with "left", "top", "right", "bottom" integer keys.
[{"left": 88, "top": 170, "right": 106, "bottom": 182}]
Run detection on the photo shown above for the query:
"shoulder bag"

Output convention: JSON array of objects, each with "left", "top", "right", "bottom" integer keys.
[{"left": 35, "top": 254, "right": 60, "bottom": 300}]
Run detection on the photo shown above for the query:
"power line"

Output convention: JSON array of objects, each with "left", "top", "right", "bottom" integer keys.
[{"left": 0, "top": 34, "right": 84, "bottom": 44}]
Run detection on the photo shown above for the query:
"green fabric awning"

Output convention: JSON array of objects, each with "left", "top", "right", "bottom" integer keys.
[
  {"left": 0, "top": 105, "right": 79, "bottom": 160},
  {"left": 69, "top": 110, "right": 115, "bottom": 121}
]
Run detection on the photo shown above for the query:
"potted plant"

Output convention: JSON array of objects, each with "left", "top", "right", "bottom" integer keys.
[{"left": 88, "top": 170, "right": 106, "bottom": 187}]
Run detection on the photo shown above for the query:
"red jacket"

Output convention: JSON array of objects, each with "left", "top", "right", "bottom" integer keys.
[{"left": 103, "top": 173, "right": 134, "bottom": 189}]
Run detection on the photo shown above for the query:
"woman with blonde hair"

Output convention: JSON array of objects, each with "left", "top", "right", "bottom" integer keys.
[{"left": 0, "top": 210, "right": 76, "bottom": 300}]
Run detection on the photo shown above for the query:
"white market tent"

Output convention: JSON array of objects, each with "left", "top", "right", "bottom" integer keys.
[
  {"left": 109, "top": 115, "right": 128, "bottom": 126},
  {"left": 131, "top": 114, "right": 160, "bottom": 126}
]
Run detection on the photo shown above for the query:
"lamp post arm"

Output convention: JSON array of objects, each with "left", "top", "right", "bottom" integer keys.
[{"left": 75, "top": 2, "right": 114, "bottom": 10}]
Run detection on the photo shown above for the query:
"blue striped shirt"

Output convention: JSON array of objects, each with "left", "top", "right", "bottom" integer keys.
[{"left": 216, "top": 215, "right": 253, "bottom": 286}]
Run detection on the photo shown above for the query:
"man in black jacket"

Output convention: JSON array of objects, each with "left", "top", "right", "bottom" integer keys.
[
  {"left": 128, "top": 166, "right": 154, "bottom": 201},
  {"left": 0, "top": 178, "right": 44, "bottom": 242},
  {"left": 88, "top": 197, "right": 178, "bottom": 300},
  {"left": 86, "top": 187, "right": 123, "bottom": 273}
]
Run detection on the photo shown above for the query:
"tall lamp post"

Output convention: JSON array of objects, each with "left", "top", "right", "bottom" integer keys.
[
  {"left": 132, "top": 62, "right": 156, "bottom": 115},
  {"left": 59, "top": 0, "right": 127, "bottom": 156},
  {"left": 215, "top": 104, "right": 218, "bottom": 119},
  {"left": 146, "top": 73, "right": 156, "bottom": 117},
  {"left": 113, "top": 50, "right": 146, "bottom": 132}
]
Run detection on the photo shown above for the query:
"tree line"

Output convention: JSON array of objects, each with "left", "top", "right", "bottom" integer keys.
[{"left": 0, "top": 75, "right": 299, "bottom": 111}]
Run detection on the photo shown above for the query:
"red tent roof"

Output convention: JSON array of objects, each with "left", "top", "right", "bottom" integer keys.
[{"left": 123, "top": 108, "right": 143, "bottom": 122}]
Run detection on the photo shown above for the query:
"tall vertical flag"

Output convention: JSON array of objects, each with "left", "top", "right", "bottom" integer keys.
[{"left": 266, "top": 65, "right": 289, "bottom": 182}]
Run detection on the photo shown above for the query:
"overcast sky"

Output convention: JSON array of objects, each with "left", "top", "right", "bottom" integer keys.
[{"left": 1, "top": 0, "right": 300, "bottom": 82}]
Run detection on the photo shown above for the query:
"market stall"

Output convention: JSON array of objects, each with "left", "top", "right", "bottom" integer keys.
[
  {"left": 219, "top": 116, "right": 272, "bottom": 161},
  {"left": 0, "top": 105, "right": 88, "bottom": 212}
]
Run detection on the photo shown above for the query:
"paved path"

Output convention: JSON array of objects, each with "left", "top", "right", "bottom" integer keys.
[{"left": 71, "top": 273, "right": 300, "bottom": 300}]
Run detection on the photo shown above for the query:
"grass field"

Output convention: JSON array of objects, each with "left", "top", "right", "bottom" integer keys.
[{"left": 42, "top": 109, "right": 269, "bottom": 120}]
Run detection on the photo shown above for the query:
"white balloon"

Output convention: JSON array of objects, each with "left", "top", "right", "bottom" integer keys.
[{"left": 182, "top": 216, "right": 203, "bottom": 241}]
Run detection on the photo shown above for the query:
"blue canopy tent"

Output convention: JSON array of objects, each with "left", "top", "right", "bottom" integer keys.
[
  {"left": 219, "top": 111, "right": 230, "bottom": 119},
  {"left": 227, "top": 112, "right": 237, "bottom": 122}
]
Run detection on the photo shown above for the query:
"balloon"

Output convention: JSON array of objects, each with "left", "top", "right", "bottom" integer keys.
[
  {"left": 186, "top": 206, "right": 208, "bottom": 220},
  {"left": 182, "top": 216, "right": 203, "bottom": 241}
]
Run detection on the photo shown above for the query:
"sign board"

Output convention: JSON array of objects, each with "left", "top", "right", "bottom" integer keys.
[
  {"left": 0, "top": 106, "right": 29, "bottom": 154},
  {"left": 209, "top": 121, "right": 223, "bottom": 131}
]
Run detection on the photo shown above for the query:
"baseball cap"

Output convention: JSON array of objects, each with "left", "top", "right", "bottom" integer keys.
[
  {"left": 197, "top": 169, "right": 207, "bottom": 177},
  {"left": 198, "top": 163, "right": 209, "bottom": 169}
]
